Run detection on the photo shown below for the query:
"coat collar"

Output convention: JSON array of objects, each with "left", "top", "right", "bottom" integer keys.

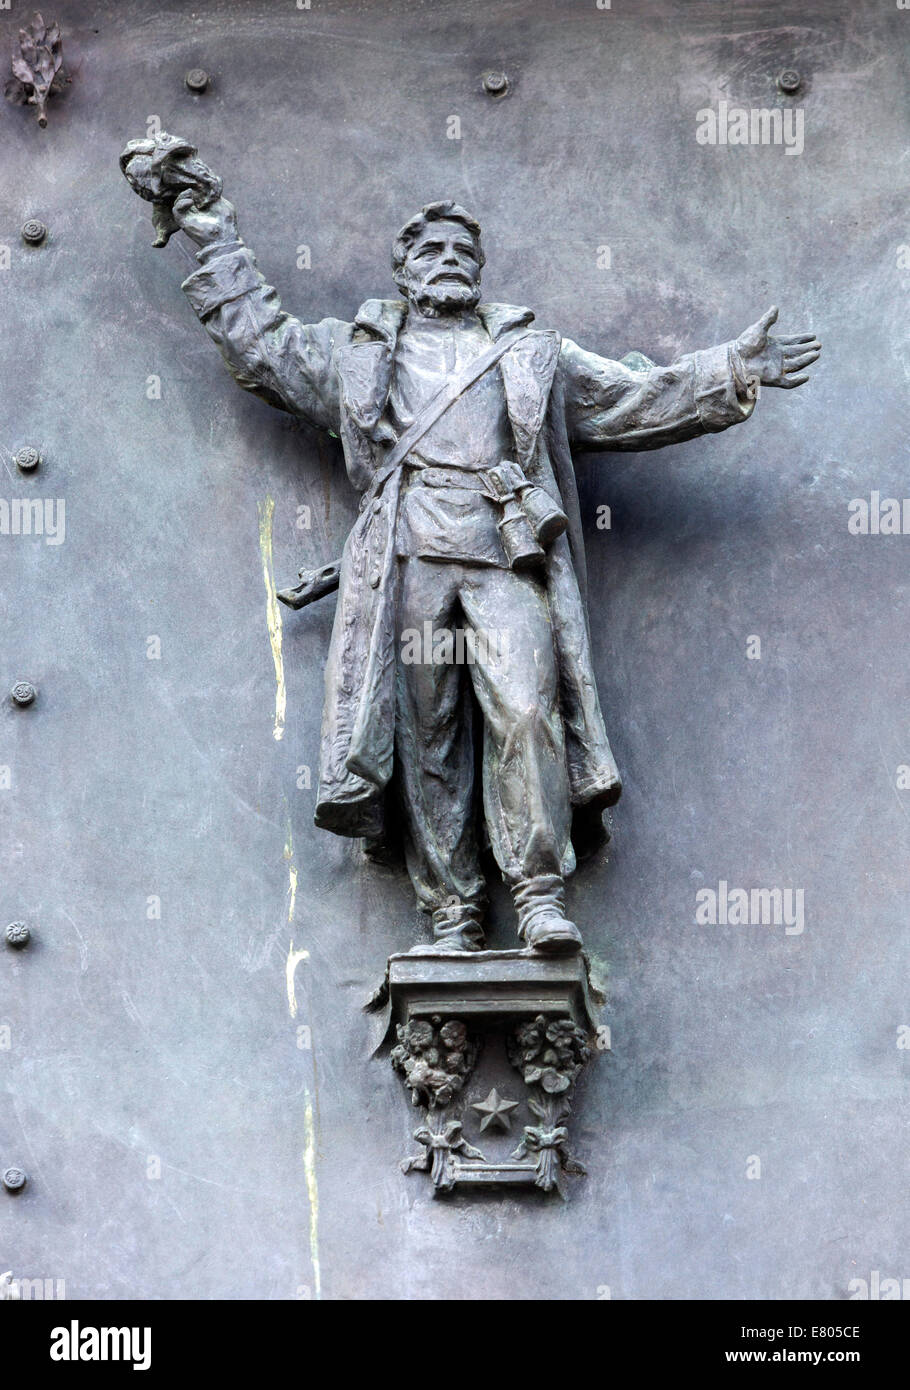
[
  {"left": 351, "top": 298, "right": 536, "bottom": 342},
  {"left": 353, "top": 298, "right": 407, "bottom": 343},
  {"left": 478, "top": 302, "right": 536, "bottom": 338}
]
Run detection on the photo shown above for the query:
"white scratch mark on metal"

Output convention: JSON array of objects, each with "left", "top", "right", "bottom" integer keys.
[
  {"left": 258, "top": 495, "right": 286, "bottom": 740},
  {"left": 303, "top": 1089, "right": 321, "bottom": 1299},
  {"left": 286, "top": 943, "right": 310, "bottom": 1020}
]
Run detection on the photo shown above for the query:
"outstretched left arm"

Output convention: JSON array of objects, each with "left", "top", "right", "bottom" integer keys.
[{"left": 563, "top": 306, "right": 820, "bottom": 453}]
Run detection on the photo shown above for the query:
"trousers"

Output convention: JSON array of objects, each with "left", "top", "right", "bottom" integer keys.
[{"left": 394, "top": 556, "right": 575, "bottom": 916}]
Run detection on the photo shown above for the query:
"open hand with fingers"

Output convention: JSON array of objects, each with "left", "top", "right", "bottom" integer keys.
[{"left": 733, "top": 306, "right": 820, "bottom": 390}]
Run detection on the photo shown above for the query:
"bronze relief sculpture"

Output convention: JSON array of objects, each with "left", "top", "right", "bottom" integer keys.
[{"left": 122, "top": 135, "right": 819, "bottom": 1193}]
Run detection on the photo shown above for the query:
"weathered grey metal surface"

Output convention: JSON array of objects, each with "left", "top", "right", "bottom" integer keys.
[{"left": 2, "top": 0, "right": 908, "bottom": 1298}]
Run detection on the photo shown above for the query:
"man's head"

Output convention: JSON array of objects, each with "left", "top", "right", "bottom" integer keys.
[{"left": 392, "top": 201, "right": 484, "bottom": 315}]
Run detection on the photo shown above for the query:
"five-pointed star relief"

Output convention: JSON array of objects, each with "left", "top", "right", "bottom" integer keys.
[{"left": 471, "top": 1088, "right": 520, "bottom": 1132}]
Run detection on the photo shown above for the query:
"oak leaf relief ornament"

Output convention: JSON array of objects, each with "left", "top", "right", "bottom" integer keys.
[{"left": 5, "top": 13, "right": 68, "bottom": 128}]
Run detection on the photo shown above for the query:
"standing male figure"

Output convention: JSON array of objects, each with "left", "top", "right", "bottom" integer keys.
[{"left": 124, "top": 154, "right": 819, "bottom": 955}]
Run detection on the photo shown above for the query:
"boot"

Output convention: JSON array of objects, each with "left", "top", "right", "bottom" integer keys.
[
  {"left": 512, "top": 874, "right": 583, "bottom": 955},
  {"left": 408, "top": 901, "right": 486, "bottom": 954}
]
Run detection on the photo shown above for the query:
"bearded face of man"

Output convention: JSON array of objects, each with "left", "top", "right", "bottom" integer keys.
[{"left": 394, "top": 217, "right": 483, "bottom": 315}]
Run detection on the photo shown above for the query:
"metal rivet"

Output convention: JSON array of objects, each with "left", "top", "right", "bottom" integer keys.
[
  {"left": 2, "top": 1168, "right": 27, "bottom": 1193},
  {"left": 21, "top": 219, "right": 47, "bottom": 245},
  {"left": 483, "top": 70, "right": 509, "bottom": 97},
  {"left": 10, "top": 682, "right": 37, "bottom": 707},
  {"left": 185, "top": 68, "right": 209, "bottom": 93},
  {"left": 15, "top": 446, "right": 40, "bottom": 473},
  {"left": 5, "top": 922, "right": 30, "bottom": 949},
  {"left": 778, "top": 69, "right": 801, "bottom": 94}
]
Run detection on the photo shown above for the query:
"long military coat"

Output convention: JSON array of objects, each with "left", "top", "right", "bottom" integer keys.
[{"left": 182, "top": 244, "right": 755, "bottom": 843}]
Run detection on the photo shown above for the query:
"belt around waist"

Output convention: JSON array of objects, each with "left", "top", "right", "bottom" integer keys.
[{"left": 408, "top": 463, "right": 501, "bottom": 491}]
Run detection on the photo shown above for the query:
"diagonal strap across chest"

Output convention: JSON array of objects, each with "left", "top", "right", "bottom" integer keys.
[{"left": 381, "top": 327, "right": 533, "bottom": 477}]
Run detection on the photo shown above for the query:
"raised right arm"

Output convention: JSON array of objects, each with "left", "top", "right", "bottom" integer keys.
[{"left": 169, "top": 193, "right": 353, "bottom": 434}]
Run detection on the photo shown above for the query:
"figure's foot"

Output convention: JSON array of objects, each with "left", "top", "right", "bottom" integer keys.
[
  {"left": 406, "top": 937, "right": 483, "bottom": 955},
  {"left": 512, "top": 874, "right": 582, "bottom": 954},
  {"left": 417, "top": 901, "right": 486, "bottom": 954},
  {"left": 524, "top": 911, "right": 583, "bottom": 955}
]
